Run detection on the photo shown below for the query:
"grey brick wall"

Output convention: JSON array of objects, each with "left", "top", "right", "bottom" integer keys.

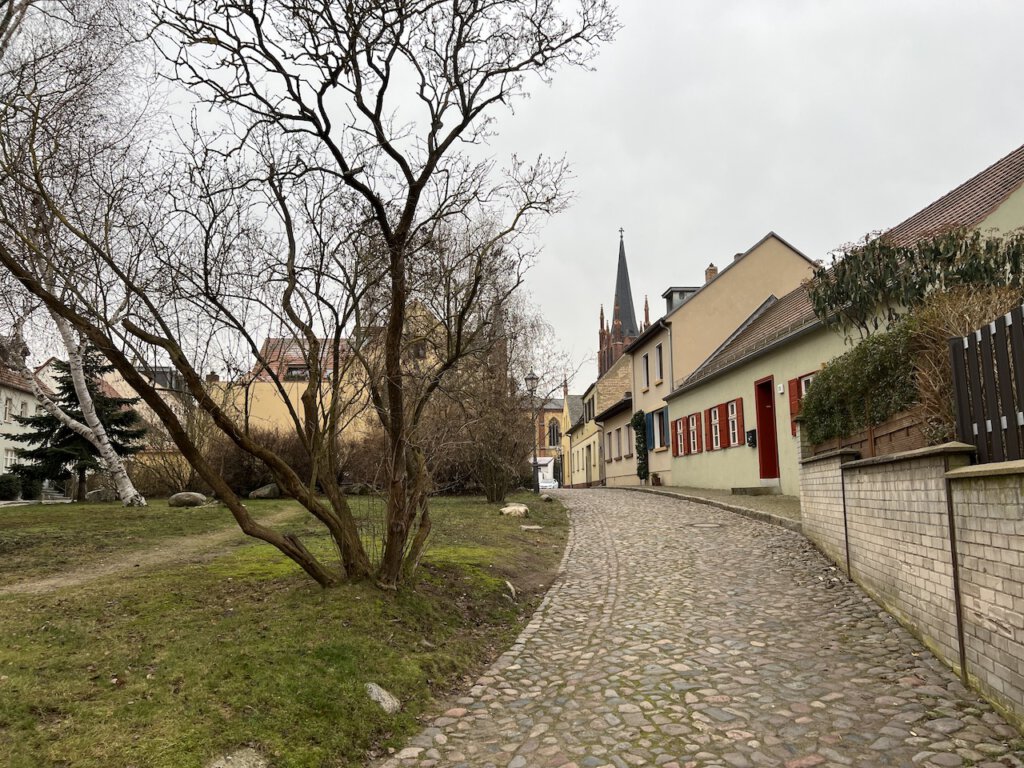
[
  {"left": 799, "top": 456, "right": 848, "bottom": 570},
  {"left": 843, "top": 457, "right": 961, "bottom": 669},
  {"left": 952, "top": 474, "right": 1024, "bottom": 723}
]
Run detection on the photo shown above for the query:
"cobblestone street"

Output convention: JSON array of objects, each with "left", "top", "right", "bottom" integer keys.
[{"left": 380, "top": 489, "right": 1024, "bottom": 768}]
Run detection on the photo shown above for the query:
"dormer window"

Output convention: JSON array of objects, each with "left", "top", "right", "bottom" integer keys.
[{"left": 284, "top": 366, "right": 309, "bottom": 381}]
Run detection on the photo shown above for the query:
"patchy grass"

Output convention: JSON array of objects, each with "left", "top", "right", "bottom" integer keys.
[
  {"left": 0, "top": 493, "right": 568, "bottom": 767},
  {"left": 0, "top": 499, "right": 301, "bottom": 585}
]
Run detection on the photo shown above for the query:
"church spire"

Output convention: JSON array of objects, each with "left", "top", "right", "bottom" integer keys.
[{"left": 613, "top": 230, "right": 639, "bottom": 339}]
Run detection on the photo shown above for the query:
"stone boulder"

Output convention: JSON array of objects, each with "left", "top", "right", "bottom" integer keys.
[
  {"left": 85, "top": 488, "right": 118, "bottom": 502},
  {"left": 248, "top": 483, "right": 281, "bottom": 499},
  {"left": 500, "top": 504, "right": 529, "bottom": 517},
  {"left": 365, "top": 682, "right": 401, "bottom": 714},
  {"left": 168, "top": 491, "right": 207, "bottom": 508},
  {"left": 540, "top": 493, "right": 553, "bottom": 502}
]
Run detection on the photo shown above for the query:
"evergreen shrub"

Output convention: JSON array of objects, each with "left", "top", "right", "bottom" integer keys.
[
  {"left": 0, "top": 473, "right": 22, "bottom": 501},
  {"left": 801, "top": 324, "right": 917, "bottom": 445}
]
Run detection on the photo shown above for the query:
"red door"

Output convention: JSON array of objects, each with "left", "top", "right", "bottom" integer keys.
[{"left": 754, "top": 377, "right": 780, "bottom": 480}]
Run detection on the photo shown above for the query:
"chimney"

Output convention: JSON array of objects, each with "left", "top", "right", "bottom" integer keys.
[
  {"left": 705, "top": 263, "right": 718, "bottom": 283},
  {"left": 734, "top": 252, "right": 743, "bottom": 262},
  {"left": 206, "top": 371, "right": 220, "bottom": 383}
]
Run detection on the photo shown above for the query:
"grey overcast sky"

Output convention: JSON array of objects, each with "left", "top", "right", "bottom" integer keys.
[{"left": 486, "top": 0, "right": 1024, "bottom": 388}]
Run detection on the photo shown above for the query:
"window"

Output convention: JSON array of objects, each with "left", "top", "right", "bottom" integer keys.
[
  {"left": 614, "top": 428, "right": 622, "bottom": 458},
  {"left": 655, "top": 409, "right": 668, "bottom": 449},
  {"left": 606, "top": 431, "right": 613, "bottom": 462},
  {"left": 3, "top": 398, "right": 10, "bottom": 422},
  {"left": 685, "top": 412, "right": 704, "bottom": 454},
  {"left": 674, "top": 418, "right": 685, "bottom": 455},
  {"left": 641, "top": 353, "right": 650, "bottom": 389},
  {"left": 700, "top": 398, "right": 744, "bottom": 451},
  {"left": 3, "top": 449, "right": 15, "bottom": 472},
  {"left": 728, "top": 400, "right": 739, "bottom": 446},
  {"left": 788, "top": 372, "right": 818, "bottom": 436},
  {"left": 547, "top": 418, "right": 561, "bottom": 447},
  {"left": 19, "top": 401, "right": 27, "bottom": 418},
  {"left": 625, "top": 424, "right": 634, "bottom": 457},
  {"left": 284, "top": 366, "right": 309, "bottom": 381},
  {"left": 710, "top": 407, "right": 721, "bottom": 450},
  {"left": 655, "top": 343, "right": 664, "bottom": 382}
]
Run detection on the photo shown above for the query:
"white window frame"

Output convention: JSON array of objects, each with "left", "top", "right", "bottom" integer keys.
[
  {"left": 655, "top": 409, "right": 667, "bottom": 449},
  {"left": 800, "top": 374, "right": 815, "bottom": 397},
  {"left": 728, "top": 400, "right": 739, "bottom": 446},
  {"left": 655, "top": 343, "right": 663, "bottom": 382},
  {"left": 3, "top": 398, "right": 10, "bottom": 422},
  {"left": 641, "top": 353, "right": 650, "bottom": 389},
  {"left": 625, "top": 425, "right": 634, "bottom": 457},
  {"left": 19, "top": 400, "right": 27, "bottom": 418},
  {"left": 675, "top": 418, "right": 684, "bottom": 452},
  {"left": 688, "top": 414, "right": 699, "bottom": 453},
  {"left": 3, "top": 449, "right": 16, "bottom": 472},
  {"left": 711, "top": 407, "right": 721, "bottom": 450}
]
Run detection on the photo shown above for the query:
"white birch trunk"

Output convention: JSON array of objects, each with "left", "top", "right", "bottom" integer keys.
[{"left": 53, "top": 317, "right": 146, "bottom": 506}]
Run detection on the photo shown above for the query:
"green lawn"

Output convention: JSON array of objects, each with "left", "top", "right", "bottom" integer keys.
[
  {"left": 0, "top": 493, "right": 568, "bottom": 767},
  {"left": 0, "top": 498, "right": 301, "bottom": 585}
]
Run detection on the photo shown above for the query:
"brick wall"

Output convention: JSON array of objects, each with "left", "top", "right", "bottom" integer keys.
[
  {"left": 843, "top": 454, "right": 965, "bottom": 669},
  {"left": 951, "top": 471, "right": 1024, "bottom": 724},
  {"left": 798, "top": 453, "right": 848, "bottom": 570},
  {"left": 797, "top": 444, "right": 1024, "bottom": 729}
]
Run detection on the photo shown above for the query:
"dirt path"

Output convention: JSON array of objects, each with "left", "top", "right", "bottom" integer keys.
[{"left": 0, "top": 507, "right": 304, "bottom": 597}]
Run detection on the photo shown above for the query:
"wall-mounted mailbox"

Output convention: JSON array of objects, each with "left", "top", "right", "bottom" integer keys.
[{"left": 746, "top": 429, "right": 757, "bottom": 448}]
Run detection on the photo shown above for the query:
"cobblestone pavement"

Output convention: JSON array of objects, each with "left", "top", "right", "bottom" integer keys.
[{"left": 379, "top": 490, "right": 1024, "bottom": 768}]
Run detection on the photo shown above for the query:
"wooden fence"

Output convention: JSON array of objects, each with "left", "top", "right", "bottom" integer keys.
[
  {"left": 809, "top": 407, "right": 926, "bottom": 459},
  {"left": 949, "top": 305, "right": 1024, "bottom": 463}
]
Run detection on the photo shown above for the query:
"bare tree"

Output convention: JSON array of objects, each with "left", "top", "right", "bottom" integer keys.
[{"left": 0, "top": 0, "right": 617, "bottom": 588}]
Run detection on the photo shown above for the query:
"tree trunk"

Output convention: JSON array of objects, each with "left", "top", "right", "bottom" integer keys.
[
  {"left": 55, "top": 319, "right": 146, "bottom": 506},
  {"left": 76, "top": 465, "right": 87, "bottom": 502}
]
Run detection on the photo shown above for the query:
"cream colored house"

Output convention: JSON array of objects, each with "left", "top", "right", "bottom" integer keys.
[
  {"left": 666, "top": 288, "right": 841, "bottom": 496},
  {"left": 623, "top": 318, "right": 673, "bottom": 485},
  {"left": 596, "top": 392, "right": 637, "bottom": 487},
  {"left": 0, "top": 367, "right": 39, "bottom": 477},
  {"left": 567, "top": 353, "right": 634, "bottom": 487},
  {"left": 665, "top": 140, "right": 1024, "bottom": 497}
]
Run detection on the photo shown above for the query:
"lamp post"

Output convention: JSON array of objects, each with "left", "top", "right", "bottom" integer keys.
[{"left": 525, "top": 370, "right": 540, "bottom": 495}]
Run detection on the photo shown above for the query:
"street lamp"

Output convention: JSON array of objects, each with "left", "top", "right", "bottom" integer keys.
[{"left": 525, "top": 370, "right": 540, "bottom": 495}]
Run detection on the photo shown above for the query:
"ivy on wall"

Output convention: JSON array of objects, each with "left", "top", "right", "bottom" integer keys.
[{"left": 630, "top": 410, "right": 649, "bottom": 481}]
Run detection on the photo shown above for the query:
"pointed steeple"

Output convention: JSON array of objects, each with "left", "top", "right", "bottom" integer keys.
[{"left": 613, "top": 230, "right": 639, "bottom": 339}]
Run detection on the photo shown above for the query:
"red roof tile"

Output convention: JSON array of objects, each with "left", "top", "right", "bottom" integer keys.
[
  {"left": 884, "top": 143, "right": 1024, "bottom": 247},
  {"left": 0, "top": 365, "right": 38, "bottom": 396}
]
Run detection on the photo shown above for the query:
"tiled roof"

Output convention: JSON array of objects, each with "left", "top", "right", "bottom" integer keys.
[
  {"left": 252, "top": 337, "right": 351, "bottom": 381},
  {"left": 675, "top": 286, "right": 819, "bottom": 392},
  {"left": 566, "top": 394, "right": 584, "bottom": 424},
  {"left": 0, "top": 365, "right": 38, "bottom": 396},
  {"left": 884, "top": 143, "right": 1024, "bottom": 247}
]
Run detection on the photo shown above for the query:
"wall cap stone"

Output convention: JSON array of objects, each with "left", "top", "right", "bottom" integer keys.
[
  {"left": 946, "top": 458, "right": 1024, "bottom": 480},
  {"left": 843, "top": 441, "right": 975, "bottom": 471},
  {"left": 799, "top": 448, "right": 861, "bottom": 466}
]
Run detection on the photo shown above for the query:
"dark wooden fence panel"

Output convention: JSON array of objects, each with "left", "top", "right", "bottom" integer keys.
[{"left": 950, "top": 307, "right": 1024, "bottom": 463}]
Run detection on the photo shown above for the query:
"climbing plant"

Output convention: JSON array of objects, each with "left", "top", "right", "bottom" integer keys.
[
  {"left": 630, "top": 411, "right": 649, "bottom": 481},
  {"left": 808, "top": 228, "right": 1024, "bottom": 336}
]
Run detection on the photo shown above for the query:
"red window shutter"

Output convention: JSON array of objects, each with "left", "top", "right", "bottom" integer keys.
[
  {"left": 681, "top": 419, "right": 689, "bottom": 455},
  {"left": 704, "top": 408, "right": 713, "bottom": 451},
  {"left": 671, "top": 419, "right": 680, "bottom": 456},
  {"left": 788, "top": 378, "right": 800, "bottom": 437},
  {"left": 695, "top": 413, "right": 704, "bottom": 453},
  {"left": 735, "top": 397, "right": 745, "bottom": 444}
]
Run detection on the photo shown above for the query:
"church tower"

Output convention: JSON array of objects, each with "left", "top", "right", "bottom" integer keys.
[{"left": 598, "top": 231, "right": 642, "bottom": 376}]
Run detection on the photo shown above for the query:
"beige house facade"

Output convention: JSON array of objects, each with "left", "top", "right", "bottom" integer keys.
[
  {"left": 623, "top": 319, "right": 673, "bottom": 485},
  {"left": 596, "top": 393, "right": 638, "bottom": 487},
  {"left": 665, "top": 232, "right": 816, "bottom": 386}
]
